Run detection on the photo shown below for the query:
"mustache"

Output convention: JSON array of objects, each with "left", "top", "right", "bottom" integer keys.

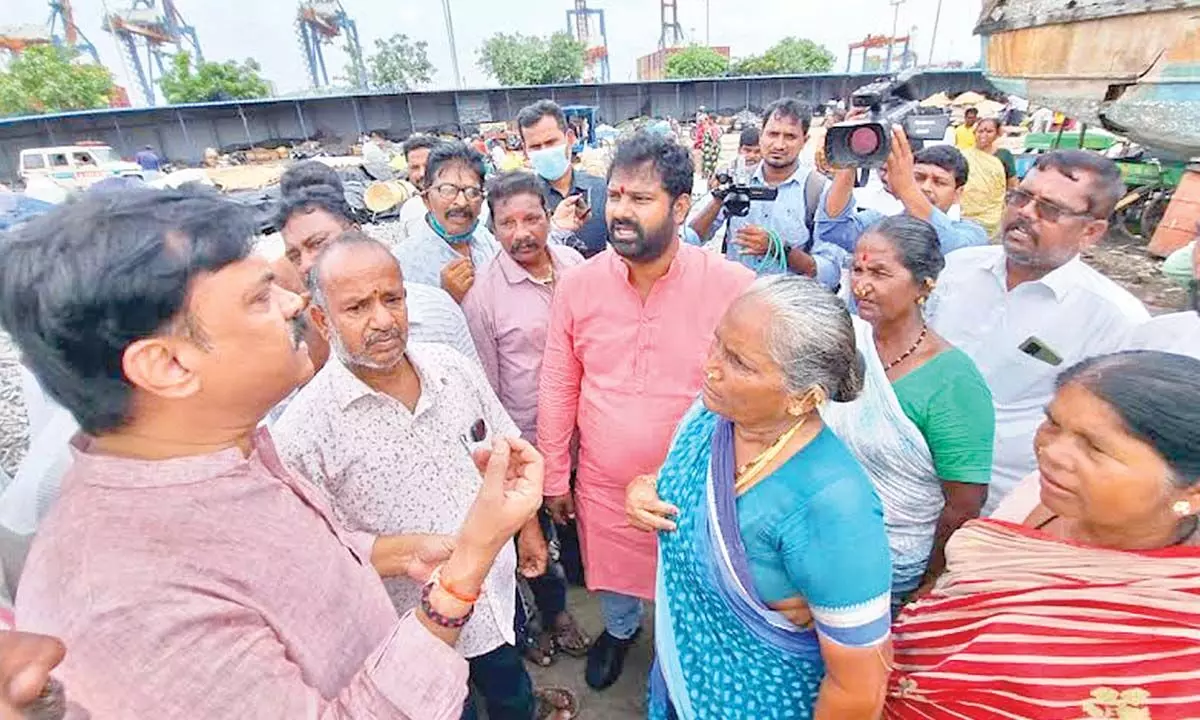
[
  {"left": 509, "top": 237, "right": 541, "bottom": 253},
  {"left": 1005, "top": 217, "right": 1039, "bottom": 241},
  {"left": 609, "top": 219, "right": 644, "bottom": 236},
  {"left": 446, "top": 208, "right": 474, "bottom": 218},
  {"left": 290, "top": 314, "right": 308, "bottom": 349},
  {"left": 365, "top": 328, "right": 404, "bottom": 347}
]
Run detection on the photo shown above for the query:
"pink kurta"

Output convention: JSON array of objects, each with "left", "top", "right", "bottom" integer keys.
[{"left": 537, "top": 245, "right": 754, "bottom": 599}]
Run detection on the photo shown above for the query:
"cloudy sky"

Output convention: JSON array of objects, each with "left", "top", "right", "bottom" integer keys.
[{"left": 9, "top": 0, "right": 985, "bottom": 102}]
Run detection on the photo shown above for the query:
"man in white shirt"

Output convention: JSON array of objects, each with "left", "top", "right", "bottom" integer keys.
[
  {"left": 273, "top": 233, "right": 574, "bottom": 720},
  {"left": 1126, "top": 238, "right": 1200, "bottom": 358},
  {"left": 925, "top": 150, "right": 1149, "bottom": 513}
]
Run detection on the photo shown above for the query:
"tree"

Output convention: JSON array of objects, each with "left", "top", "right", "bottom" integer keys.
[
  {"left": 363, "top": 33, "right": 434, "bottom": 91},
  {"left": 732, "top": 37, "right": 835, "bottom": 76},
  {"left": 664, "top": 45, "right": 729, "bottom": 79},
  {"left": 158, "top": 52, "right": 270, "bottom": 104},
  {"left": 0, "top": 44, "right": 115, "bottom": 117},
  {"left": 477, "top": 32, "right": 585, "bottom": 86}
]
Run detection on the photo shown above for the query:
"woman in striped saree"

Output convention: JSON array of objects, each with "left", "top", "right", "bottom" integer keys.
[{"left": 886, "top": 351, "right": 1200, "bottom": 719}]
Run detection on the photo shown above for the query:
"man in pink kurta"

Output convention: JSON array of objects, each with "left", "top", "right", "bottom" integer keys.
[{"left": 537, "top": 130, "right": 754, "bottom": 690}]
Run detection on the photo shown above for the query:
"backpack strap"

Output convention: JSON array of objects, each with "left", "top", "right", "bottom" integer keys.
[{"left": 802, "top": 168, "right": 825, "bottom": 251}]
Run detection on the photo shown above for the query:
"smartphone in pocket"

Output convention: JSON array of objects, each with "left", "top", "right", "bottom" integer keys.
[{"left": 1018, "top": 336, "right": 1063, "bottom": 366}]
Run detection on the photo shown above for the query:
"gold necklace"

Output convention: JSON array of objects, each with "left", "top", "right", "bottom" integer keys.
[{"left": 734, "top": 416, "right": 808, "bottom": 496}]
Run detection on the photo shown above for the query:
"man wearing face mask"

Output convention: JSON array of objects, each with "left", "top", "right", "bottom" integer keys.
[
  {"left": 538, "top": 132, "right": 754, "bottom": 690},
  {"left": 394, "top": 141, "right": 501, "bottom": 304},
  {"left": 517, "top": 100, "right": 609, "bottom": 258}
]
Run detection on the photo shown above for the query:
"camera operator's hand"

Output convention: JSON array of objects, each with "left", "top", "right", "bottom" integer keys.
[
  {"left": 884, "top": 125, "right": 935, "bottom": 222},
  {"left": 551, "top": 194, "right": 589, "bottom": 233},
  {"left": 734, "top": 225, "right": 770, "bottom": 256}
]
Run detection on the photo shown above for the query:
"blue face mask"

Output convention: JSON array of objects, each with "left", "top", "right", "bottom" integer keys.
[
  {"left": 528, "top": 144, "right": 571, "bottom": 182},
  {"left": 427, "top": 213, "right": 478, "bottom": 244}
]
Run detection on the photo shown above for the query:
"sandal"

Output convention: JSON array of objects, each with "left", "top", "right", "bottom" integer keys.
[
  {"left": 535, "top": 687, "right": 579, "bottom": 720},
  {"left": 523, "top": 629, "right": 556, "bottom": 667},
  {"left": 550, "top": 612, "right": 592, "bottom": 658}
]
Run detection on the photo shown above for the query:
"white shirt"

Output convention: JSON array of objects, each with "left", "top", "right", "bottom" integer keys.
[
  {"left": 272, "top": 343, "right": 520, "bottom": 658},
  {"left": 1125, "top": 312, "right": 1200, "bottom": 359},
  {"left": 404, "top": 281, "right": 482, "bottom": 365},
  {"left": 396, "top": 196, "right": 427, "bottom": 245},
  {"left": 926, "top": 246, "right": 1149, "bottom": 512}
]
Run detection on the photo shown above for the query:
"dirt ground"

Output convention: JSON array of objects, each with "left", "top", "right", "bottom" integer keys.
[
  {"left": 525, "top": 588, "right": 654, "bottom": 719},
  {"left": 1085, "top": 227, "right": 1188, "bottom": 314}
]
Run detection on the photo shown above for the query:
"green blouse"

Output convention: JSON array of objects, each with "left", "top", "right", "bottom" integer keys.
[{"left": 892, "top": 348, "right": 995, "bottom": 484}]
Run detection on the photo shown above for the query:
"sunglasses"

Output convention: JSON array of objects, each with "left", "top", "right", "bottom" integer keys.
[{"left": 1005, "top": 189, "right": 1094, "bottom": 224}]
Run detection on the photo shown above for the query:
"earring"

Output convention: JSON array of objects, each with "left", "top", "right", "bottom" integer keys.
[
  {"left": 1173, "top": 500, "right": 1192, "bottom": 517},
  {"left": 705, "top": 370, "right": 718, "bottom": 382}
]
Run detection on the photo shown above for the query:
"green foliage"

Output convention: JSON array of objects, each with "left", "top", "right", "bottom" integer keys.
[
  {"left": 476, "top": 32, "right": 586, "bottom": 86},
  {"left": 731, "top": 37, "right": 835, "bottom": 76},
  {"left": 158, "top": 52, "right": 270, "bottom": 104},
  {"left": 363, "top": 33, "right": 434, "bottom": 91},
  {"left": 664, "top": 45, "right": 729, "bottom": 79},
  {"left": 0, "top": 44, "right": 115, "bottom": 117}
]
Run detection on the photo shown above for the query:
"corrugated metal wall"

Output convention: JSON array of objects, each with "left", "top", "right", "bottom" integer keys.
[{"left": 0, "top": 70, "right": 989, "bottom": 180}]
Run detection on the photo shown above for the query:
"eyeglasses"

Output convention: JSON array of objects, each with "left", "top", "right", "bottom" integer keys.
[
  {"left": 430, "top": 183, "right": 484, "bottom": 202},
  {"left": 1005, "top": 189, "right": 1093, "bottom": 223}
]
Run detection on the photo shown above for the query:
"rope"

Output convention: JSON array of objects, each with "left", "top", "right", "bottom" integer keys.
[{"left": 757, "top": 229, "right": 790, "bottom": 275}]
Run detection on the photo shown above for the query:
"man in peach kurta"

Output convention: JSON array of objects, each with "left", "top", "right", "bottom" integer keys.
[{"left": 537, "top": 131, "right": 754, "bottom": 690}]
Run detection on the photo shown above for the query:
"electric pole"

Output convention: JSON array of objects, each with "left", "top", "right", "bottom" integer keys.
[
  {"left": 928, "top": 0, "right": 943, "bottom": 66},
  {"left": 442, "top": 0, "right": 462, "bottom": 88},
  {"left": 885, "top": 0, "right": 905, "bottom": 72}
]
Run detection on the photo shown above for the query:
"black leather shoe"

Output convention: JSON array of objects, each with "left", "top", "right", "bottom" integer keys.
[{"left": 585, "top": 629, "right": 639, "bottom": 690}]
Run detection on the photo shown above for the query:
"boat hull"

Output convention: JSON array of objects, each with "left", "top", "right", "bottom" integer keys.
[{"left": 976, "top": 0, "right": 1200, "bottom": 158}]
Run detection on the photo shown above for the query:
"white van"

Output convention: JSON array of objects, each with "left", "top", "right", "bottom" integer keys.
[{"left": 18, "top": 144, "right": 145, "bottom": 189}]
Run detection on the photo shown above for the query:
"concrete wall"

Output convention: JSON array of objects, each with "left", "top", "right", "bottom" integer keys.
[{"left": 0, "top": 70, "right": 990, "bottom": 181}]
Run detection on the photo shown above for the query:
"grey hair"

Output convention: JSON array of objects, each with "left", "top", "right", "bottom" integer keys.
[{"left": 740, "top": 275, "right": 863, "bottom": 402}]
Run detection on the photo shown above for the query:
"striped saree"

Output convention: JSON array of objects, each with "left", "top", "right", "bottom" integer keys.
[{"left": 886, "top": 519, "right": 1200, "bottom": 719}]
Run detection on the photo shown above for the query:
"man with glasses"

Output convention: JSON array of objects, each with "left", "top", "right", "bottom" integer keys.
[
  {"left": 395, "top": 141, "right": 501, "bottom": 304},
  {"left": 924, "top": 150, "right": 1149, "bottom": 513}
]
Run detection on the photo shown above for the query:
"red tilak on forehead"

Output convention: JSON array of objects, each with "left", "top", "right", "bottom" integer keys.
[{"left": 857, "top": 250, "right": 872, "bottom": 264}]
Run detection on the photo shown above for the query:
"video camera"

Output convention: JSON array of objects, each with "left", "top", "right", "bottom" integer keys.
[
  {"left": 712, "top": 171, "right": 778, "bottom": 217},
  {"left": 824, "top": 70, "right": 951, "bottom": 169}
]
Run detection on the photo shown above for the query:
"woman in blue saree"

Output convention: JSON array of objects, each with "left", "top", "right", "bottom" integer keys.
[{"left": 627, "top": 276, "right": 893, "bottom": 719}]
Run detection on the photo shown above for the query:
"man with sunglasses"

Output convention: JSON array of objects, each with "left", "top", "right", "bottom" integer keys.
[
  {"left": 394, "top": 141, "right": 501, "bottom": 304},
  {"left": 924, "top": 150, "right": 1150, "bottom": 513},
  {"left": 1126, "top": 229, "right": 1200, "bottom": 358}
]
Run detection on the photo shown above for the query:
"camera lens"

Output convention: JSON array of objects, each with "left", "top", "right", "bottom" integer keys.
[{"left": 849, "top": 127, "right": 880, "bottom": 156}]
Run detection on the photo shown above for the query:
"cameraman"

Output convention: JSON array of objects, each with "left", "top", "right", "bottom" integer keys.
[
  {"left": 688, "top": 98, "right": 851, "bottom": 288},
  {"left": 816, "top": 125, "right": 988, "bottom": 254}
]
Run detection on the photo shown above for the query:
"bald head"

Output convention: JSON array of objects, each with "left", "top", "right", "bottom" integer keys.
[
  {"left": 307, "top": 230, "right": 403, "bottom": 311},
  {"left": 306, "top": 230, "right": 409, "bottom": 372}
]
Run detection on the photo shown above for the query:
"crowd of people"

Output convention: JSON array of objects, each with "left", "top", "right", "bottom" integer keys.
[{"left": 0, "top": 94, "right": 1198, "bottom": 720}]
